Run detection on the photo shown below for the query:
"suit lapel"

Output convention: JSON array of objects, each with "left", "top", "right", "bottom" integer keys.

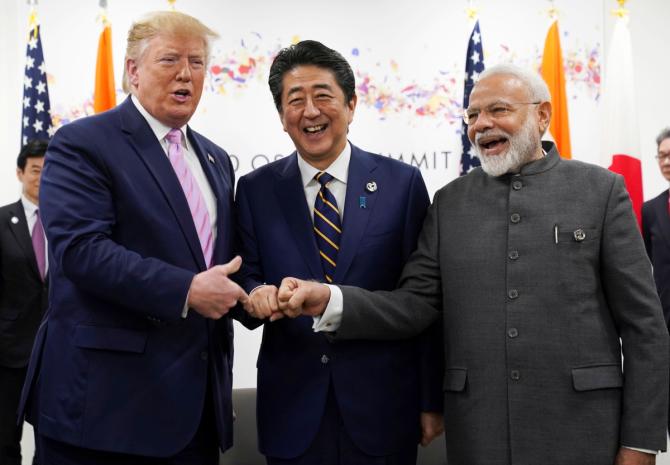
[
  {"left": 6, "top": 200, "right": 41, "bottom": 279},
  {"left": 187, "top": 128, "right": 232, "bottom": 265},
  {"left": 275, "top": 154, "right": 324, "bottom": 279},
  {"left": 333, "top": 145, "right": 378, "bottom": 282},
  {"left": 119, "top": 97, "right": 206, "bottom": 270}
]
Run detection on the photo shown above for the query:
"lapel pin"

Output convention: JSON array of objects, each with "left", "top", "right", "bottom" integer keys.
[
  {"left": 11, "top": 216, "right": 19, "bottom": 224},
  {"left": 359, "top": 196, "right": 367, "bottom": 209},
  {"left": 365, "top": 181, "right": 377, "bottom": 193},
  {"left": 207, "top": 153, "right": 215, "bottom": 164},
  {"left": 573, "top": 229, "right": 586, "bottom": 242}
]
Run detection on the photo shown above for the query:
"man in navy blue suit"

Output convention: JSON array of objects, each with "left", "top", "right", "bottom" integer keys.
[
  {"left": 642, "top": 126, "right": 670, "bottom": 434},
  {"left": 235, "top": 40, "right": 443, "bottom": 465},
  {"left": 18, "top": 11, "right": 248, "bottom": 465}
]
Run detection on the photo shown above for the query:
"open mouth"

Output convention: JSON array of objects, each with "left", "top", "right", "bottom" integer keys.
[
  {"left": 172, "top": 89, "right": 191, "bottom": 101},
  {"left": 476, "top": 133, "right": 509, "bottom": 154},
  {"left": 304, "top": 124, "right": 327, "bottom": 135}
]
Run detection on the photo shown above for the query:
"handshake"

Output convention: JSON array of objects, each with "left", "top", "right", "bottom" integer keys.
[
  {"left": 187, "top": 256, "right": 331, "bottom": 321},
  {"left": 244, "top": 278, "right": 332, "bottom": 321}
]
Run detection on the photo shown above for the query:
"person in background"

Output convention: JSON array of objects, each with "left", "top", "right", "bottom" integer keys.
[
  {"left": 642, "top": 126, "right": 670, "bottom": 437},
  {"left": 0, "top": 139, "right": 48, "bottom": 465}
]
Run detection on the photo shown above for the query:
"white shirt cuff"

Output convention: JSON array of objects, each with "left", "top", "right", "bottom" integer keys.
[
  {"left": 623, "top": 446, "right": 658, "bottom": 455},
  {"left": 312, "top": 284, "right": 342, "bottom": 332}
]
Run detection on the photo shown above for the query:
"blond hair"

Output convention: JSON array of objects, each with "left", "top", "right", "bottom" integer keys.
[{"left": 122, "top": 11, "right": 219, "bottom": 93}]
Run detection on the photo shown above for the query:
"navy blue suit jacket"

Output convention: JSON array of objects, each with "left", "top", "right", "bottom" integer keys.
[
  {"left": 235, "top": 145, "right": 443, "bottom": 458},
  {"left": 19, "top": 97, "right": 237, "bottom": 457},
  {"left": 642, "top": 190, "right": 670, "bottom": 325}
]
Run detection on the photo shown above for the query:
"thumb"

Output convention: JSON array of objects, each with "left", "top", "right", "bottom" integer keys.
[{"left": 219, "top": 255, "right": 242, "bottom": 276}]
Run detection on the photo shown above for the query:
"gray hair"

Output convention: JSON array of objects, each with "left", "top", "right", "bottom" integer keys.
[
  {"left": 477, "top": 64, "right": 551, "bottom": 103},
  {"left": 656, "top": 127, "right": 670, "bottom": 150}
]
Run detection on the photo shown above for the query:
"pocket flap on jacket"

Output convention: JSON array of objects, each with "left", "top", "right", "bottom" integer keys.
[
  {"left": 74, "top": 325, "right": 148, "bottom": 354},
  {"left": 572, "top": 364, "right": 622, "bottom": 391},
  {"left": 443, "top": 368, "right": 467, "bottom": 392}
]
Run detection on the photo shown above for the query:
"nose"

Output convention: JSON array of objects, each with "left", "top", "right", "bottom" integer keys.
[
  {"left": 303, "top": 97, "right": 320, "bottom": 118},
  {"left": 176, "top": 60, "right": 192, "bottom": 82},
  {"left": 470, "top": 110, "right": 494, "bottom": 133}
]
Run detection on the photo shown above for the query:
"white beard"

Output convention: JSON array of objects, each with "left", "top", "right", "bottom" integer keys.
[{"left": 473, "top": 117, "right": 539, "bottom": 177}]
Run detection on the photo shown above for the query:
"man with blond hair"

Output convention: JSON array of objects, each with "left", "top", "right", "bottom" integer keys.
[
  {"left": 18, "top": 11, "right": 247, "bottom": 464},
  {"left": 275, "top": 64, "right": 669, "bottom": 465}
]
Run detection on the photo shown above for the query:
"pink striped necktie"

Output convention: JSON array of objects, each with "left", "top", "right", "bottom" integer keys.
[{"left": 166, "top": 128, "right": 214, "bottom": 268}]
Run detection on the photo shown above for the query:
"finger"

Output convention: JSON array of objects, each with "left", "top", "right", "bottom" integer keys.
[
  {"left": 277, "top": 288, "right": 297, "bottom": 309},
  {"left": 219, "top": 255, "right": 243, "bottom": 276},
  {"left": 277, "top": 277, "right": 298, "bottom": 300},
  {"left": 269, "top": 310, "right": 285, "bottom": 322},
  {"left": 266, "top": 288, "right": 279, "bottom": 312}
]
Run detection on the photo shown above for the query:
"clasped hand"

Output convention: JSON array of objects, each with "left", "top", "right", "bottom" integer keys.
[{"left": 245, "top": 278, "right": 330, "bottom": 321}]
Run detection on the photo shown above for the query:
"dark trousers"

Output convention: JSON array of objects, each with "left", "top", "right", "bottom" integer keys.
[
  {"left": 0, "top": 365, "right": 29, "bottom": 465},
  {"left": 36, "top": 387, "right": 218, "bottom": 465},
  {"left": 266, "top": 386, "right": 417, "bottom": 465}
]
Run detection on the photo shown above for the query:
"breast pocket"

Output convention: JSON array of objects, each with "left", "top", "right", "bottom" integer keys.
[{"left": 556, "top": 225, "right": 600, "bottom": 298}]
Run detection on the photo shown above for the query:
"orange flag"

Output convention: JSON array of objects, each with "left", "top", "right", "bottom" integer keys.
[
  {"left": 541, "top": 20, "right": 571, "bottom": 159},
  {"left": 94, "top": 24, "right": 116, "bottom": 113}
]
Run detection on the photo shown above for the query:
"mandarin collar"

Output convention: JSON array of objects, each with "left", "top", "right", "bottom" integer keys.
[{"left": 517, "top": 141, "right": 561, "bottom": 176}]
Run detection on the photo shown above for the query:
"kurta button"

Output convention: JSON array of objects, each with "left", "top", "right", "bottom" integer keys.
[
  {"left": 321, "top": 355, "right": 329, "bottom": 364},
  {"left": 510, "top": 370, "right": 520, "bottom": 380},
  {"left": 512, "top": 180, "right": 523, "bottom": 190},
  {"left": 510, "top": 213, "right": 521, "bottom": 223},
  {"left": 508, "top": 250, "right": 519, "bottom": 260},
  {"left": 508, "top": 328, "right": 519, "bottom": 338},
  {"left": 200, "top": 351, "right": 208, "bottom": 361},
  {"left": 508, "top": 289, "right": 519, "bottom": 299}
]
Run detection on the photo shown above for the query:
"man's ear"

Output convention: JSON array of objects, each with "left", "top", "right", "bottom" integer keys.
[{"left": 537, "top": 101, "right": 552, "bottom": 135}]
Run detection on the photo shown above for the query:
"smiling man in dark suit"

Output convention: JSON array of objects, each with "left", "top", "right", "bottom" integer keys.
[
  {"left": 642, "top": 126, "right": 670, "bottom": 435},
  {"left": 0, "top": 139, "right": 48, "bottom": 465},
  {"left": 235, "top": 40, "right": 443, "bottom": 465},
  {"left": 17, "top": 11, "right": 248, "bottom": 465}
]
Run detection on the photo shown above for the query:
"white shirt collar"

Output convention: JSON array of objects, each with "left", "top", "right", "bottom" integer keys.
[
  {"left": 297, "top": 142, "right": 351, "bottom": 188},
  {"left": 130, "top": 95, "right": 190, "bottom": 150},
  {"left": 21, "top": 194, "right": 38, "bottom": 216}
]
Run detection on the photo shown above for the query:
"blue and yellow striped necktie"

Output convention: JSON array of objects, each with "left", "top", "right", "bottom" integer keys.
[{"left": 313, "top": 172, "right": 341, "bottom": 283}]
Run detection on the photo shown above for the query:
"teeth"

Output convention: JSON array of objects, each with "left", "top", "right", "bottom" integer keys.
[{"left": 305, "top": 125, "right": 325, "bottom": 133}]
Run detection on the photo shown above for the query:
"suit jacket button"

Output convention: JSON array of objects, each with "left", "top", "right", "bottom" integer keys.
[
  {"left": 508, "top": 328, "right": 519, "bottom": 338},
  {"left": 508, "top": 250, "right": 519, "bottom": 260},
  {"left": 508, "top": 289, "right": 519, "bottom": 299},
  {"left": 510, "top": 370, "right": 520, "bottom": 380},
  {"left": 512, "top": 180, "right": 523, "bottom": 190},
  {"left": 321, "top": 354, "right": 330, "bottom": 364},
  {"left": 510, "top": 213, "right": 521, "bottom": 224}
]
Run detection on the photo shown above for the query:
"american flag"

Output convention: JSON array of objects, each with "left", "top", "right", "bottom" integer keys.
[
  {"left": 21, "top": 24, "right": 54, "bottom": 146},
  {"left": 459, "top": 20, "right": 485, "bottom": 175}
]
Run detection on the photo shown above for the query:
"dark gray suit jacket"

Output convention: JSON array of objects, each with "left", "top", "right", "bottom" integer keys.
[
  {"left": 337, "top": 143, "right": 669, "bottom": 465},
  {"left": 0, "top": 200, "right": 48, "bottom": 368}
]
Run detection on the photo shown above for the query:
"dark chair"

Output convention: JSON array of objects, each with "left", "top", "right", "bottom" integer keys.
[
  {"left": 219, "top": 388, "right": 447, "bottom": 464},
  {"left": 219, "top": 388, "right": 265, "bottom": 465}
]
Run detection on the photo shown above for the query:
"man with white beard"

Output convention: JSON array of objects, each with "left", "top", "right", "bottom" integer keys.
[{"left": 271, "top": 64, "right": 669, "bottom": 465}]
